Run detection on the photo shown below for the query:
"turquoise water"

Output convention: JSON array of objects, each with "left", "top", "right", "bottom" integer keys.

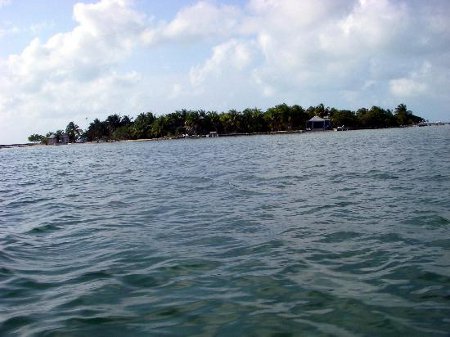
[{"left": 1, "top": 126, "right": 449, "bottom": 336}]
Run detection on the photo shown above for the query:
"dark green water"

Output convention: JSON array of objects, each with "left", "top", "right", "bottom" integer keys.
[{"left": 1, "top": 126, "right": 449, "bottom": 336}]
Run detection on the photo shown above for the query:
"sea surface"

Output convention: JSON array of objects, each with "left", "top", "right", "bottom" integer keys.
[{"left": 1, "top": 126, "right": 449, "bottom": 337}]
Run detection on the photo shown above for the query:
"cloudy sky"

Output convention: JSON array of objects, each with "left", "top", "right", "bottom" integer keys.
[{"left": 0, "top": 0, "right": 449, "bottom": 144}]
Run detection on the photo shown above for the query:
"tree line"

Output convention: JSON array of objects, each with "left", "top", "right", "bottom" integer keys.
[{"left": 28, "top": 103, "right": 424, "bottom": 143}]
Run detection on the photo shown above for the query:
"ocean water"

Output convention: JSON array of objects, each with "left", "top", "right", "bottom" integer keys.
[{"left": 1, "top": 126, "right": 449, "bottom": 337}]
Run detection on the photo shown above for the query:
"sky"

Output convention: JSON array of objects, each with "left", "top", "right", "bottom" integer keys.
[{"left": 0, "top": 0, "right": 449, "bottom": 144}]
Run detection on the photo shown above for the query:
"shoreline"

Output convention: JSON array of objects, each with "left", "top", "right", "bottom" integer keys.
[
  {"left": 0, "top": 143, "right": 43, "bottom": 149},
  {"left": 2, "top": 124, "right": 448, "bottom": 149}
]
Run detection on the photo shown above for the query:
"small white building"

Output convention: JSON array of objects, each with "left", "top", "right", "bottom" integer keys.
[
  {"left": 46, "top": 133, "right": 69, "bottom": 145},
  {"left": 47, "top": 134, "right": 58, "bottom": 145},
  {"left": 306, "top": 116, "right": 331, "bottom": 131}
]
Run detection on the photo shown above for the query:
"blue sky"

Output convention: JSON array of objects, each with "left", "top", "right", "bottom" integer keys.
[{"left": 1, "top": 0, "right": 449, "bottom": 144}]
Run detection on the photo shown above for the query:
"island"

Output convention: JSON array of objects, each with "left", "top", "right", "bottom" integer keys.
[{"left": 29, "top": 103, "right": 426, "bottom": 144}]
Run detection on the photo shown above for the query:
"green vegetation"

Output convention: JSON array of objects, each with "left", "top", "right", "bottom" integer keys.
[
  {"left": 30, "top": 103, "right": 424, "bottom": 143},
  {"left": 28, "top": 134, "right": 45, "bottom": 143},
  {"left": 65, "top": 122, "right": 82, "bottom": 143}
]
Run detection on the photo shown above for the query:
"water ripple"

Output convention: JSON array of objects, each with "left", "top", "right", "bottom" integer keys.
[{"left": 1, "top": 127, "right": 450, "bottom": 336}]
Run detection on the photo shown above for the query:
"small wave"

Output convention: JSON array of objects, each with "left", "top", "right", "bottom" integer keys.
[
  {"left": 26, "top": 223, "right": 62, "bottom": 234},
  {"left": 107, "top": 200, "right": 130, "bottom": 209},
  {"left": 228, "top": 180, "right": 269, "bottom": 195},
  {"left": 0, "top": 266, "right": 14, "bottom": 279},
  {"left": 416, "top": 173, "right": 450, "bottom": 182},
  {"left": 418, "top": 270, "right": 450, "bottom": 284},
  {"left": 405, "top": 214, "right": 450, "bottom": 228},
  {"left": 77, "top": 270, "right": 113, "bottom": 282},
  {"left": 228, "top": 173, "right": 310, "bottom": 195},
  {"left": 318, "top": 231, "right": 361, "bottom": 243},
  {"left": 120, "top": 273, "right": 161, "bottom": 288},
  {"left": 365, "top": 169, "right": 399, "bottom": 180},
  {"left": 0, "top": 315, "right": 35, "bottom": 335}
]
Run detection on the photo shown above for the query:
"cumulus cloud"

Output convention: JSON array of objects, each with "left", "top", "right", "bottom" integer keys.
[
  {"left": 190, "top": 39, "right": 254, "bottom": 86},
  {"left": 141, "top": 1, "right": 241, "bottom": 45},
  {"left": 6, "top": 0, "right": 144, "bottom": 86},
  {"left": 163, "top": 1, "right": 240, "bottom": 40},
  {"left": 0, "top": 0, "right": 147, "bottom": 142},
  {"left": 390, "top": 78, "right": 426, "bottom": 97},
  {"left": 389, "top": 62, "right": 430, "bottom": 97}
]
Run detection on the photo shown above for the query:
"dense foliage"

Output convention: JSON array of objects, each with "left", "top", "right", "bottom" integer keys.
[
  {"left": 30, "top": 103, "right": 424, "bottom": 143},
  {"left": 27, "top": 134, "right": 45, "bottom": 143}
]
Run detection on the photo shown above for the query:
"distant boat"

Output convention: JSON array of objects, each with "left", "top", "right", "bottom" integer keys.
[{"left": 334, "top": 125, "right": 348, "bottom": 131}]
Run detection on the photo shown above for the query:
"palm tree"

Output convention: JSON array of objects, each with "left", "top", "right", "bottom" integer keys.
[
  {"left": 87, "top": 118, "right": 107, "bottom": 141},
  {"left": 65, "top": 121, "right": 82, "bottom": 142}
]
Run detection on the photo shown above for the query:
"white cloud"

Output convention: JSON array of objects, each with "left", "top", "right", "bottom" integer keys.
[
  {"left": 389, "top": 78, "right": 426, "bottom": 97},
  {"left": 5, "top": 0, "right": 144, "bottom": 89},
  {"left": 389, "top": 62, "right": 430, "bottom": 97},
  {"left": 141, "top": 1, "right": 241, "bottom": 45},
  {"left": 190, "top": 39, "right": 254, "bottom": 86},
  {"left": 164, "top": 1, "right": 239, "bottom": 39},
  {"left": 0, "top": 0, "right": 147, "bottom": 142},
  {"left": 233, "top": 0, "right": 449, "bottom": 110},
  {"left": 161, "top": 39, "right": 262, "bottom": 111}
]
